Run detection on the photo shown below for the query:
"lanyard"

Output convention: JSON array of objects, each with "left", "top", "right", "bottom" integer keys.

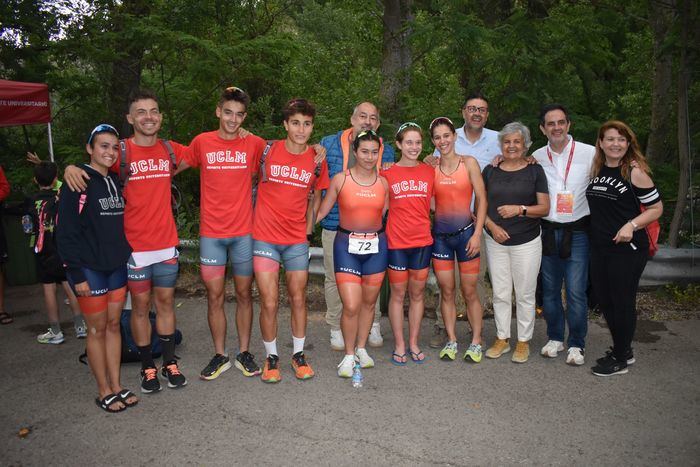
[{"left": 546, "top": 140, "right": 576, "bottom": 190}]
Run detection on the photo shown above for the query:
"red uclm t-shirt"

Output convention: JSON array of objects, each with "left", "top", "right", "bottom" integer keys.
[
  {"left": 381, "top": 163, "right": 434, "bottom": 249},
  {"left": 253, "top": 141, "right": 330, "bottom": 245},
  {"left": 111, "top": 138, "right": 186, "bottom": 252},
  {"left": 184, "top": 131, "right": 266, "bottom": 238}
]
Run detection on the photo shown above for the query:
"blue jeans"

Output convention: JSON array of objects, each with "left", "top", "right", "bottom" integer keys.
[{"left": 541, "top": 230, "right": 589, "bottom": 349}]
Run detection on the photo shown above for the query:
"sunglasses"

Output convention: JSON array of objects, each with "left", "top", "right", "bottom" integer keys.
[
  {"left": 395, "top": 121, "right": 421, "bottom": 138},
  {"left": 87, "top": 124, "right": 119, "bottom": 145},
  {"left": 225, "top": 86, "right": 245, "bottom": 94},
  {"left": 356, "top": 129, "right": 378, "bottom": 139}
]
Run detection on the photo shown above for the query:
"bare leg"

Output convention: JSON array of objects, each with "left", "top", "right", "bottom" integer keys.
[
  {"left": 434, "top": 268, "right": 458, "bottom": 342},
  {"left": 388, "top": 281, "right": 408, "bottom": 359},
  {"left": 256, "top": 271, "right": 280, "bottom": 343},
  {"left": 204, "top": 276, "right": 227, "bottom": 355},
  {"left": 338, "top": 281, "right": 362, "bottom": 354},
  {"left": 286, "top": 270, "right": 308, "bottom": 340},
  {"left": 233, "top": 275, "right": 254, "bottom": 353},
  {"left": 461, "top": 273, "right": 482, "bottom": 345}
]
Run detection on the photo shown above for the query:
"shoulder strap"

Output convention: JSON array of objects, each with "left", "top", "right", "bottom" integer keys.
[
  {"left": 160, "top": 139, "right": 177, "bottom": 174},
  {"left": 259, "top": 140, "right": 274, "bottom": 183},
  {"left": 119, "top": 139, "right": 129, "bottom": 187}
]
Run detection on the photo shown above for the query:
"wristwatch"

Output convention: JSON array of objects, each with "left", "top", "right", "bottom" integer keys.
[
  {"left": 629, "top": 220, "right": 639, "bottom": 230},
  {"left": 521, "top": 205, "right": 527, "bottom": 217}
]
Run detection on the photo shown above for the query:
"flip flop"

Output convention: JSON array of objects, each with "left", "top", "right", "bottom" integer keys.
[
  {"left": 391, "top": 351, "right": 407, "bottom": 366},
  {"left": 95, "top": 394, "right": 126, "bottom": 413},
  {"left": 117, "top": 389, "right": 138, "bottom": 408},
  {"left": 0, "top": 312, "right": 13, "bottom": 325},
  {"left": 410, "top": 349, "right": 425, "bottom": 364}
]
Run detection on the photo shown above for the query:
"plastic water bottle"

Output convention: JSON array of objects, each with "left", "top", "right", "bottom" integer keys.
[
  {"left": 21, "top": 215, "right": 33, "bottom": 234},
  {"left": 351, "top": 362, "right": 363, "bottom": 388}
]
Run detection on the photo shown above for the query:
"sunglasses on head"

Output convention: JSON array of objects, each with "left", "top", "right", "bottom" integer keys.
[{"left": 87, "top": 124, "right": 119, "bottom": 145}]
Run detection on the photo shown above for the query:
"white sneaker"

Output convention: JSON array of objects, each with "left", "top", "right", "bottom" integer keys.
[
  {"left": 355, "top": 348, "right": 375, "bottom": 368},
  {"left": 368, "top": 322, "right": 383, "bottom": 348},
  {"left": 566, "top": 347, "right": 585, "bottom": 366},
  {"left": 540, "top": 340, "right": 564, "bottom": 358},
  {"left": 330, "top": 329, "right": 345, "bottom": 351},
  {"left": 37, "top": 329, "right": 65, "bottom": 345},
  {"left": 337, "top": 354, "right": 355, "bottom": 378},
  {"left": 75, "top": 325, "right": 87, "bottom": 339}
]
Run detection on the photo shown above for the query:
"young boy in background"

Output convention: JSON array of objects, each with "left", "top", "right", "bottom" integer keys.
[{"left": 26, "top": 161, "right": 85, "bottom": 344}]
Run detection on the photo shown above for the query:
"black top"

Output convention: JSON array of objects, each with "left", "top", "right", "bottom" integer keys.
[
  {"left": 482, "top": 163, "right": 549, "bottom": 246},
  {"left": 586, "top": 165, "right": 660, "bottom": 253},
  {"left": 56, "top": 164, "right": 132, "bottom": 283}
]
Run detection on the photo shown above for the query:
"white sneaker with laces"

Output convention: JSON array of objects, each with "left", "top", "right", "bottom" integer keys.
[
  {"left": 330, "top": 329, "right": 345, "bottom": 351},
  {"left": 337, "top": 354, "right": 355, "bottom": 378},
  {"left": 566, "top": 347, "right": 585, "bottom": 366},
  {"left": 540, "top": 340, "right": 564, "bottom": 358},
  {"left": 368, "top": 322, "right": 383, "bottom": 348},
  {"left": 75, "top": 325, "right": 87, "bottom": 339},
  {"left": 355, "top": 348, "right": 374, "bottom": 368},
  {"left": 37, "top": 329, "right": 65, "bottom": 345}
]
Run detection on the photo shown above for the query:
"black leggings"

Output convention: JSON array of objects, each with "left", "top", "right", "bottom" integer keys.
[{"left": 590, "top": 248, "right": 647, "bottom": 360}]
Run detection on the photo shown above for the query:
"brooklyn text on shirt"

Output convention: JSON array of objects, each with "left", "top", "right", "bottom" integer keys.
[
  {"left": 205, "top": 150, "right": 248, "bottom": 168},
  {"left": 589, "top": 175, "right": 629, "bottom": 194}
]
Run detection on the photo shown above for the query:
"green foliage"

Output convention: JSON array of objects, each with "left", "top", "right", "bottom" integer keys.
[{"left": 0, "top": 0, "right": 696, "bottom": 243}]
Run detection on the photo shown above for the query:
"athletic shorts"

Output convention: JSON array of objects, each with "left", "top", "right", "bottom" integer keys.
[
  {"left": 388, "top": 244, "right": 432, "bottom": 272},
  {"left": 67, "top": 266, "right": 127, "bottom": 314},
  {"left": 36, "top": 254, "right": 67, "bottom": 284},
  {"left": 127, "top": 256, "right": 179, "bottom": 292},
  {"left": 253, "top": 240, "right": 308, "bottom": 272},
  {"left": 333, "top": 231, "right": 388, "bottom": 278},
  {"left": 432, "top": 224, "right": 481, "bottom": 264},
  {"left": 200, "top": 234, "right": 253, "bottom": 277},
  {"left": 67, "top": 266, "right": 127, "bottom": 296}
]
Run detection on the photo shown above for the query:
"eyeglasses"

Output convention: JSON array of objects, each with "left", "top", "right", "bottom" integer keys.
[
  {"left": 87, "top": 124, "right": 119, "bottom": 145},
  {"left": 225, "top": 86, "right": 245, "bottom": 94},
  {"left": 356, "top": 129, "right": 378, "bottom": 139},
  {"left": 396, "top": 121, "right": 421, "bottom": 138},
  {"left": 465, "top": 106, "right": 488, "bottom": 114},
  {"left": 429, "top": 117, "right": 453, "bottom": 130}
]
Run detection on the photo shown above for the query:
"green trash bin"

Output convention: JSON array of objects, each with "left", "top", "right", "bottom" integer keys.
[{"left": 1, "top": 213, "right": 38, "bottom": 285}]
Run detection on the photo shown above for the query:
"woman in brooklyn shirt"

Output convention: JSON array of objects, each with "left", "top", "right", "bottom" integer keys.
[{"left": 586, "top": 121, "right": 662, "bottom": 377}]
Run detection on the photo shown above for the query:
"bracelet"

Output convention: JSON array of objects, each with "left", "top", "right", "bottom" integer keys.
[{"left": 628, "top": 220, "right": 639, "bottom": 230}]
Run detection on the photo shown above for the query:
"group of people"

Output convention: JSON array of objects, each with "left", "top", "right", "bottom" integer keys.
[{"left": 8, "top": 86, "right": 660, "bottom": 412}]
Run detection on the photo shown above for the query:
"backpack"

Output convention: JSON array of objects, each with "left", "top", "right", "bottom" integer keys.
[
  {"left": 118, "top": 139, "right": 181, "bottom": 224},
  {"left": 79, "top": 309, "right": 183, "bottom": 364},
  {"left": 32, "top": 192, "right": 60, "bottom": 255}
]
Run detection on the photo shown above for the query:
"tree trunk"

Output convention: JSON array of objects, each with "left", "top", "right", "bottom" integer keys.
[
  {"left": 646, "top": 0, "right": 675, "bottom": 163},
  {"left": 668, "top": 0, "right": 691, "bottom": 247},
  {"left": 380, "top": 0, "right": 413, "bottom": 122},
  {"left": 107, "top": 0, "right": 151, "bottom": 137}
]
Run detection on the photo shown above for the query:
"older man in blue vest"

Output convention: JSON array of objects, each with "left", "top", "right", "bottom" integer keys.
[{"left": 319, "top": 102, "right": 395, "bottom": 351}]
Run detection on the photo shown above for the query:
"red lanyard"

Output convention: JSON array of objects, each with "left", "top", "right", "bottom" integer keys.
[{"left": 546, "top": 140, "right": 576, "bottom": 190}]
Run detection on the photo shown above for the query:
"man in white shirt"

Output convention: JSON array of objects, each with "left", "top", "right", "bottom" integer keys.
[
  {"left": 428, "top": 92, "right": 500, "bottom": 348},
  {"left": 532, "top": 104, "right": 595, "bottom": 366}
]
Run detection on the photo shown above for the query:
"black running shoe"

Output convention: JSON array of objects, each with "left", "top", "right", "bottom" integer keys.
[
  {"left": 596, "top": 347, "right": 635, "bottom": 365},
  {"left": 200, "top": 354, "right": 232, "bottom": 381},
  {"left": 161, "top": 360, "right": 188, "bottom": 388},
  {"left": 140, "top": 366, "right": 162, "bottom": 394},
  {"left": 235, "top": 351, "right": 262, "bottom": 377},
  {"left": 591, "top": 355, "right": 628, "bottom": 377}
]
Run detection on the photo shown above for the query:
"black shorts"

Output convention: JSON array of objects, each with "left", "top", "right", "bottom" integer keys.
[{"left": 36, "top": 254, "right": 66, "bottom": 284}]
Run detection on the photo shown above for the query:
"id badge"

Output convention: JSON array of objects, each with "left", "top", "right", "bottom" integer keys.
[
  {"left": 556, "top": 191, "right": 574, "bottom": 217},
  {"left": 348, "top": 233, "right": 379, "bottom": 255}
]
